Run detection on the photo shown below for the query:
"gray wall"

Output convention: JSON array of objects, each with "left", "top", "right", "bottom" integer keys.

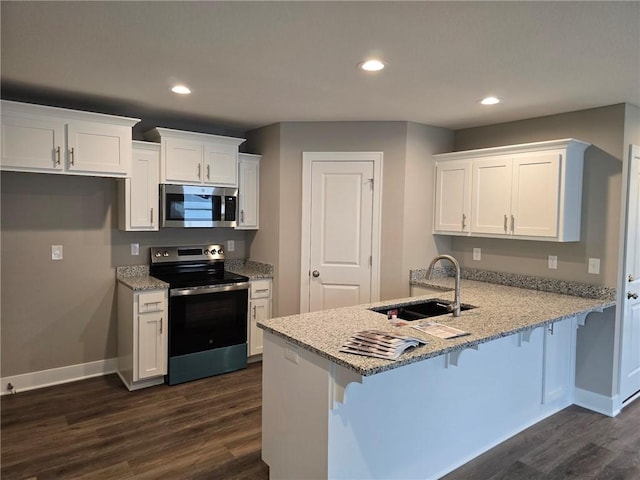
[
  {"left": 451, "top": 104, "right": 626, "bottom": 287},
  {"left": 1, "top": 172, "right": 248, "bottom": 377},
  {"left": 246, "top": 121, "right": 454, "bottom": 318}
]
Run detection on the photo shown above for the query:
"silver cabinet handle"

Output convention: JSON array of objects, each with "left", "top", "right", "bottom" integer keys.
[
  {"left": 197, "top": 163, "right": 201, "bottom": 179},
  {"left": 255, "top": 289, "right": 269, "bottom": 293},
  {"left": 511, "top": 215, "right": 515, "bottom": 233},
  {"left": 503, "top": 214, "right": 508, "bottom": 233},
  {"left": 628, "top": 292, "right": 638, "bottom": 300},
  {"left": 312, "top": 270, "right": 320, "bottom": 278},
  {"left": 69, "top": 147, "right": 75, "bottom": 166},
  {"left": 206, "top": 164, "right": 211, "bottom": 180},
  {"left": 150, "top": 207, "right": 154, "bottom": 224},
  {"left": 241, "top": 210, "right": 245, "bottom": 223},
  {"left": 629, "top": 274, "right": 635, "bottom": 282},
  {"left": 253, "top": 305, "right": 257, "bottom": 319},
  {"left": 56, "top": 146, "right": 61, "bottom": 165},
  {"left": 461, "top": 213, "right": 466, "bottom": 231},
  {"left": 160, "top": 317, "right": 163, "bottom": 334}
]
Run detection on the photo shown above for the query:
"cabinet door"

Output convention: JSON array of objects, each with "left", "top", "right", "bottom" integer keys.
[
  {"left": 137, "top": 311, "right": 167, "bottom": 380},
  {"left": 1, "top": 114, "right": 65, "bottom": 172},
  {"left": 511, "top": 152, "right": 560, "bottom": 238},
  {"left": 163, "top": 137, "right": 203, "bottom": 183},
  {"left": 249, "top": 297, "right": 269, "bottom": 356},
  {"left": 66, "top": 121, "right": 131, "bottom": 176},
  {"left": 204, "top": 142, "right": 238, "bottom": 186},
  {"left": 433, "top": 160, "right": 471, "bottom": 234},
  {"left": 125, "top": 145, "right": 159, "bottom": 231},
  {"left": 471, "top": 157, "right": 512, "bottom": 235},
  {"left": 237, "top": 155, "right": 260, "bottom": 229}
]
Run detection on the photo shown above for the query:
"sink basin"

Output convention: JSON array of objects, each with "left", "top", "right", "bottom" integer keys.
[{"left": 370, "top": 300, "right": 475, "bottom": 321}]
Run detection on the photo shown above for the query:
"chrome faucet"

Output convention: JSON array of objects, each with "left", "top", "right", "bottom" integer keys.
[{"left": 427, "top": 254, "right": 461, "bottom": 317}]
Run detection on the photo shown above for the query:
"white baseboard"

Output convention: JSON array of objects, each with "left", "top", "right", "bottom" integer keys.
[
  {"left": 1, "top": 358, "right": 117, "bottom": 395},
  {"left": 573, "top": 387, "right": 620, "bottom": 417}
]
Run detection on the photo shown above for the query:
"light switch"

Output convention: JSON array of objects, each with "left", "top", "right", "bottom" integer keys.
[
  {"left": 473, "top": 248, "right": 481, "bottom": 261},
  {"left": 51, "top": 245, "right": 63, "bottom": 260},
  {"left": 548, "top": 255, "right": 558, "bottom": 269},
  {"left": 131, "top": 243, "right": 140, "bottom": 256},
  {"left": 227, "top": 240, "right": 235, "bottom": 252},
  {"left": 588, "top": 258, "right": 600, "bottom": 275}
]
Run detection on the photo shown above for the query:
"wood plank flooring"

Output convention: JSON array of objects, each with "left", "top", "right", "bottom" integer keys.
[{"left": 2, "top": 361, "right": 639, "bottom": 479}]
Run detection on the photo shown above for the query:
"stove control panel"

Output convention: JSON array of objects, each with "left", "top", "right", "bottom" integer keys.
[{"left": 150, "top": 245, "right": 225, "bottom": 264}]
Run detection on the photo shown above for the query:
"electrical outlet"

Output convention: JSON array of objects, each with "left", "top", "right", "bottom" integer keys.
[
  {"left": 588, "top": 258, "right": 600, "bottom": 275},
  {"left": 51, "top": 245, "right": 63, "bottom": 260},
  {"left": 548, "top": 255, "right": 558, "bottom": 269},
  {"left": 227, "top": 240, "right": 235, "bottom": 252},
  {"left": 131, "top": 243, "right": 140, "bottom": 256},
  {"left": 473, "top": 248, "right": 481, "bottom": 261}
]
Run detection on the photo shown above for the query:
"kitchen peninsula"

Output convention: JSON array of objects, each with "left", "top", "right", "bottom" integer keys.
[{"left": 258, "top": 277, "right": 614, "bottom": 479}]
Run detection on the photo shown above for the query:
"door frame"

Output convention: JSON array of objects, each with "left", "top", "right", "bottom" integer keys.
[
  {"left": 616, "top": 144, "right": 640, "bottom": 409},
  {"left": 300, "top": 152, "right": 383, "bottom": 313}
]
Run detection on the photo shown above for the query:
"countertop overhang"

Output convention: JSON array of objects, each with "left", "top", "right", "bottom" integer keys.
[{"left": 258, "top": 278, "right": 616, "bottom": 376}]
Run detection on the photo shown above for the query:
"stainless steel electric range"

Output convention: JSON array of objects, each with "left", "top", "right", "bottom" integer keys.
[{"left": 150, "top": 245, "right": 249, "bottom": 385}]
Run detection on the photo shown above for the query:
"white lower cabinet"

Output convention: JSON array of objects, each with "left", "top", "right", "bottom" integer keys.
[
  {"left": 248, "top": 279, "right": 271, "bottom": 356},
  {"left": 118, "top": 141, "right": 160, "bottom": 231},
  {"left": 542, "top": 317, "right": 577, "bottom": 405},
  {"left": 117, "top": 284, "right": 168, "bottom": 390}
]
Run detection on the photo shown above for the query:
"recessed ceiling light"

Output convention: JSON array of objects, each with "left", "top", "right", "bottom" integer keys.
[
  {"left": 359, "top": 59, "right": 385, "bottom": 72},
  {"left": 171, "top": 85, "right": 191, "bottom": 95},
  {"left": 480, "top": 96, "right": 500, "bottom": 105}
]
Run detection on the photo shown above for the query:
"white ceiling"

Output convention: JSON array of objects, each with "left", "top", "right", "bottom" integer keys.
[{"left": 2, "top": 1, "right": 639, "bottom": 132}]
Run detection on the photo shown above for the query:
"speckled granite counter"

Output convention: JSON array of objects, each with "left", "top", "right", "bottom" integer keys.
[
  {"left": 225, "top": 259, "right": 273, "bottom": 279},
  {"left": 116, "top": 265, "right": 168, "bottom": 291},
  {"left": 258, "top": 278, "right": 615, "bottom": 376}
]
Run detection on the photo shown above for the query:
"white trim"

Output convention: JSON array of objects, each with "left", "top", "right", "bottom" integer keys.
[
  {"left": 573, "top": 387, "right": 620, "bottom": 417},
  {"left": 1, "top": 358, "right": 117, "bottom": 395},
  {"left": 300, "top": 152, "right": 383, "bottom": 313}
]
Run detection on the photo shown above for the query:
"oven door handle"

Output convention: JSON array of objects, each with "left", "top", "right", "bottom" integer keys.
[{"left": 170, "top": 282, "right": 249, "bottom": 297}]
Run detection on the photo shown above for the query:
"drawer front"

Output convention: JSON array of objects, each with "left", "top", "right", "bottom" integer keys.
[
  {"left": 137, "top": 290, "right": 166, "bottom": 313},
  {"left": 250, "top": 280, "right": 271, "bottom": 299}
]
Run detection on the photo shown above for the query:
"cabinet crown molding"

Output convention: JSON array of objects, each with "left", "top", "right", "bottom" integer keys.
[
  {"left": 1, "top": 99, "right": 140, "bottom": 127},
  {"left": 144, "top": 127, "right": 245, "bottom": 147},
  {"left": 433, "top": 138, "right": 590, "bottom": 161}
]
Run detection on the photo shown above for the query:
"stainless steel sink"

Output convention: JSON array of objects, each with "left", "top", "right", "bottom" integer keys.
[{"left": 370, "top": 300, "right": 475, "bottom": 321}]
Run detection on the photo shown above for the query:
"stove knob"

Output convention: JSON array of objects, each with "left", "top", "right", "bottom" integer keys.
[
  {"left": 154, "top": 252, "right": 161, "bottom": 257},
  {"left": 204, "top": 249, "right": 209, "bottom": 255},
  {"left": 218, "top": 248, "right": 224, "bottom": 254},
  {"left": 163, "top": 251, "right": 169, "bottom": 257}
]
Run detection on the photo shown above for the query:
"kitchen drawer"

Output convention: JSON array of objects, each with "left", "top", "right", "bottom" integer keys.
[
  {"left": 137, "top": 290, "right": 165, "bottom": 313},
  {"left": 250, "top": 280, "right": 271, "bottom": 299}
]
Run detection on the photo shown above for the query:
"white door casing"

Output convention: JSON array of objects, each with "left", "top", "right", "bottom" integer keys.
[
  {"left": 300, "top": 152, "right": 382, "bottom": 313},
  {"left": 619, "top": 144, "right": 640, "bottom": 403}
]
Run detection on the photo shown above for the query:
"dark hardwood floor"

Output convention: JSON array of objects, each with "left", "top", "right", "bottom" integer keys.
[{"left": 1, "top": 362, "right": 639, "bottom": 479}]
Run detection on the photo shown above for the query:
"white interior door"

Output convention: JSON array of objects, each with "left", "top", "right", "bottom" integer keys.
[
  {"left": 301, "top": 153, "right": 382, "bottom": 313},
  {"left": 620, "top": 144, "right": 640, "bottom": 403}
]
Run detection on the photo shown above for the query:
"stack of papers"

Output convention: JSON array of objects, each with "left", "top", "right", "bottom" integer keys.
[
  {"left": 340, "top": 330, "right": 428, "bottom": 360},
  {"left": 411, "top": 322, "right": 469, "bottom": 339}
]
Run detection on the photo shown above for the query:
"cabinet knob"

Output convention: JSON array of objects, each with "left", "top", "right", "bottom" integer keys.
[
  {"left": 628, "top": 292, "right": 638, "bottom": 300},
  {"left": 312, "top": 270, "right": 320, "bottom": 278}
]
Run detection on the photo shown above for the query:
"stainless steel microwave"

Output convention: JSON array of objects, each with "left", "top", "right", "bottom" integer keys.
[{"left": 160, "top": 184, "right": 237, "bottom": 228}]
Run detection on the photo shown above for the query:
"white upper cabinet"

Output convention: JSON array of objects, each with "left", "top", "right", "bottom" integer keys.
[
  {"left": 434, "top": 139, "right": 590, "bottom": 242},
  {"left": 118, "top": 141, "right": 160, "bottom": 231},
  {"left": 433, "top": 160, "right": 471, "bottom": 234},
  {"left": 237, "top": 153, "right": 260, "bottom": 230},
  {"left": 144, "top": 127, "right": 245, "bottom": 186},
  {"left": 1, "top": 100, "right": 139, "bottom": 177}
]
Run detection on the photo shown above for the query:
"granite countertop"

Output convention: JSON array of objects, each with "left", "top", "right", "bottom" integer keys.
[
  {"left": 257, "top": 278, "right": 616, "bottom": 377},
  {"left": 116, "top": 260, "right": 273, "bottom": 291}
]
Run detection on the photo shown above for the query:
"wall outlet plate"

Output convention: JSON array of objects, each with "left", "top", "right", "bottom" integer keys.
[
  {"left": 227, "top": 240, "right": 235, "bottom": 252},
  {"left": 548, "top": 255, "right": 558, "bottom": 269},
  {"left": 131, "top": 243, "right": 140, "bottom": 256},
  {"left": 473, "top": 248, "right": 481, "bottom": 261},
  {"left": 588, "top": 258, "right": 600, "bottom": 274},
  {"left": 51, "top": 245, "right": 63, "bottom": 260}
]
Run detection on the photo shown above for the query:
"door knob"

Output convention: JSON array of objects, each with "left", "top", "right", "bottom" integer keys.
[
  {"left": 312, "top": 270, "right": 320, "bottom": 278},
  {"left": 628, "top": 292, "right": 638, "bottom": 300}
]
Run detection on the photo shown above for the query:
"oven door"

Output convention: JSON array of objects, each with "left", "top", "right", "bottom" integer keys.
[{"left": 168, "top": 282, "right": 248, "bottom": 357}]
